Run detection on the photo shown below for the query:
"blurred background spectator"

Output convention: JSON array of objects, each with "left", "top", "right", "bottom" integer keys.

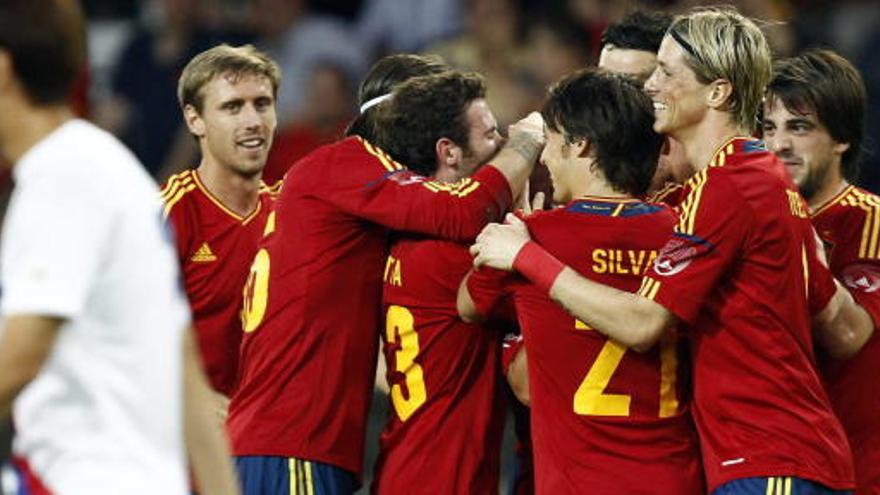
[{"left": 69, "top": 0, "right": 878, "bottom": 191}]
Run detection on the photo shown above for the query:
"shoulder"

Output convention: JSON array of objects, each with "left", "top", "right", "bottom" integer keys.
[
  {"left": 19, "top": 121, "right": 148, "bottom": 198},
  {"left": 160, "top": 170, "right": 198, "bottom": 217}
]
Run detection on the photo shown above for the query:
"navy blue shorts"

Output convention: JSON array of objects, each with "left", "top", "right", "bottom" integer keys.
[
  {"left": 712, "top": 476, "right": 853, "bottom": 495},
  {"left": 235, "top": 456, "right": 357, "bottom": 495}
]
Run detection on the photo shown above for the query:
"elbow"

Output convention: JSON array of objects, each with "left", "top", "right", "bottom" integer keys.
[{"left": 825, "top": 325, "right": 873, "bottom": 360}]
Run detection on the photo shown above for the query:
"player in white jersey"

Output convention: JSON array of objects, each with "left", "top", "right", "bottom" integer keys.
[{"left": 0, "top": 1, "right": 238, "bottom": 494}]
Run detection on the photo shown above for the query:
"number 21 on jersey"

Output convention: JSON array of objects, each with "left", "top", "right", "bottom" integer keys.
[{"left": 573, "top": 319, "right": 679, "bottom": 418}]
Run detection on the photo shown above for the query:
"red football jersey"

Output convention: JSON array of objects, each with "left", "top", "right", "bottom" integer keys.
[
  {"left": 640, "top": 137, "right": 854, "bottom": 492},
  {"left": 469, "top": 197, "right": 702, "bottom": 495},
  {"left": 812, "top": 185, "right": 880, "bottom": 494},
  {"left": 161, "top": 169, "right": 277, "bottom": 395},
  {"left": 227, "top": 137, "right": 511, "bottom": 475},
  {"left": 372, "top": 237, "right": 505, "bottom": 494}
]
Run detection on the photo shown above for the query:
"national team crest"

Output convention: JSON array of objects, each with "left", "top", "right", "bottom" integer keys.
[
  {"left": 653, "top": 234, "right": 714, "bottom": 276},
  {"left": 841, "top": 263, "right": 880, "bottom": 293}
]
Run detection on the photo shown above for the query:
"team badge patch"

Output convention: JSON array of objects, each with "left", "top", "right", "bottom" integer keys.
[
  {"left": 841, "top": 263, "right": 880, "bottom": 293},
  {"left": 386, "top": 170, "right": 426, "bottom": 186},
  {"left": 653, "top": 233, "right": 714, "bottom": 276}
]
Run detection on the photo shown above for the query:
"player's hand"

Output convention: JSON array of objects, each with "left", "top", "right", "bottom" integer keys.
[
  {"left": 471, "top": 213, "right": 532, "bottom": 270},
  {"left": 507, "top": 112, "right": 546, "bottom": 149},
  {"left": 515, "top": 181, "right": 546, "bottom": 215}
]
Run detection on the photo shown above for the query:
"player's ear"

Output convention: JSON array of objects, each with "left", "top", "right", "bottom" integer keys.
[
  {"left": 436, "top": 137, "right": 462, "bottom": 167},
  {"left": 832, "top": 140, "right": 850, "bottom": 157},
  {"left": 574, "top": 137, "right": 591, "bottom": 159},
  {"left": 184, "top": 104, "right": 206, "bottom": 139},
  {"left": 706, "top": 79, "right": 733, "bottom": 110}
]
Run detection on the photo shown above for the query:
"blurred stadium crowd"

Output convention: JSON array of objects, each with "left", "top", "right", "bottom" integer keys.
[{"left": 27, "top": 0, "right": 880, "bottom": 189}]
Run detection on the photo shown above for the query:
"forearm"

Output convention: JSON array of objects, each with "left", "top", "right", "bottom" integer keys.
[
  {"left": 549, "top": 268, "right": 670, "bottom": 351},
  {"left": 0, "top": 315, "right": 62, "bottom": 419},
  {"left": 506, "top": 347, "right": 529, "bottom": 406},
  {"left": 457, "top": 273, "right": 483, "bottom": 323},
  {"left": 182, "top": 329, "right": 239, "bottom": 495},
  {"left": 815, "top": 282, "right": 874, "bottom": 359},
  {"left": 491, "top": 133, "right": 541, "bottom": 202}
]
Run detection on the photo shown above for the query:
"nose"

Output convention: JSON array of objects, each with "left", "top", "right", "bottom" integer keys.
[
  {"left": 767, "top": 131, "right": 791, "bottom": 154},
  {"left": 240, "top": 103, "right": 263, "bottom": 130},
  {"left": 644, "top": 68, "right": 659, "bottom": 96}
]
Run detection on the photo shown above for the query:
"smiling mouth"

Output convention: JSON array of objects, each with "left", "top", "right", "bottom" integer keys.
[
  {"left": 653, "top": 102, "right": 667, "bottom": 111},
  {"left": 237, "top": 138, "right": 266, "bottom": 150}
]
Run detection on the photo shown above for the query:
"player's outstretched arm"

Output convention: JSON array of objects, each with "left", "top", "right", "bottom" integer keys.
[
  {"left": 0, "top": 315, "right": 62, "bottom": 419},
  {"left": 814, "top": 281, "right": 874, "bottom": 359},
  {"left": 471, "top": 214, "right": 675, "bottom": 351},
  {"left": 182, "top": 327, "right": 240, "bottom": 495},
  {"left": 491, "top": 112, "right": 545, "bottom": 201}
]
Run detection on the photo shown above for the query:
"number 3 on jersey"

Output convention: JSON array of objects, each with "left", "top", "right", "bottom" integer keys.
[
  {"left": 241, "top": 249, "right": 270, "bottom": 333},
  {"left": 385, "top": 305, "right": 427, "bottom": 421}
]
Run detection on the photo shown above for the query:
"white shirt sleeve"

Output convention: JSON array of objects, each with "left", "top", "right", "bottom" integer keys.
[{"left": 1, "top": 171, "right": 114, "bottom": 319}]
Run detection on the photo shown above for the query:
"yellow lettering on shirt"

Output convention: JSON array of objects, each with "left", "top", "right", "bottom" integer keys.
[
  {"left": 384, "top": 255, "right": 403, "bottom": 286},
  {"left": 787, "top": 190, "right": 809, "bottom": 219},
  {"left": 592, "top": 248, "right": 657, "bottom": 275}
]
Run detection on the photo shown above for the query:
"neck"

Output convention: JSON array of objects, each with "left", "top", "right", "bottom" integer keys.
[
  {"left": 677, "top": 115, "right": 747, "bottom": 173},
  {"left": 569, "top": 158, "right": 630, "bottom": 200},
  {"left": 808, "top": 175, "right": 849, "bottom": 212},
  {"left": 196, "top": 158, "right": 262, "bottom": 217},
  {"left": 0, "top": 102, "right": 73, "bottom": 164}
]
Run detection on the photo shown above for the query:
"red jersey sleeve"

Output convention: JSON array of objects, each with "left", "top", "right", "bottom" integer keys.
[
  {"left": 641, "top": 170, "right": 749, "bottom": 324},
  {"left": 466, "top": 266, "right": 516, "bottom": 320},
  {"left": 322, "top": 138, "right": 512, "bottom": 242},
  {"left": 806, "top": 227, "right": 838, "bottom": 315}
]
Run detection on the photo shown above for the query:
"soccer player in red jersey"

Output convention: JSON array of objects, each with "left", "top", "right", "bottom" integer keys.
[
  {"left": 460, "top": 68, "right": 701, "bottom": 494},
  {"left": 763, "top": 49, "right": 879, "bottom": 494},
  {"left": 470, "top": 8, "right": 874, "bottom": 495},
  {"left": 370, "top": 71, "right": 507, "bottom": 494},
  {"left": 161, "top": 45, "right": 280, "bottom": 402},
  {"left": 598, "top": 9, "right": 691, "bottom": 203},
  {"left": 229, "top": 55, "right": 544, "bottom": 494}
]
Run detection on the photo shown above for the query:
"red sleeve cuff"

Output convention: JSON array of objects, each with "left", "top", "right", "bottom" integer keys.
[{"left": 474, "top": 164, "right": 513, "bottom": 218}]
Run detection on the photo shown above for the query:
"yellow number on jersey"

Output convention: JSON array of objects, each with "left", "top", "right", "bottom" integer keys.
[
  {"left": 241, "top": 249, "right": 270, "bottom": 333},
  {"left": 385, "top": 305, "right": 427, "bottom": 421},
  {"left": 573, "top": 320, "right": 679, "bottom": 417}
]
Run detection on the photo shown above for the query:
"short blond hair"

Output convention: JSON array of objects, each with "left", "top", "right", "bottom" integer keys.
[
  {"left": 177, "top": 44, "right": 281, "bottom": 113},
  {"left": 667, "top": 7, "right": 771, "bottom": 132}
]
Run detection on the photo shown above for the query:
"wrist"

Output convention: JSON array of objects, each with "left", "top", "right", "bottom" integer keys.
[{"left": 513, "top": 241, "right": 565, "bottom": 294}]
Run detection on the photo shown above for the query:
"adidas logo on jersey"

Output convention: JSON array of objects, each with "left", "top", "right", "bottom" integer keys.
[{"left": 191, "top": 242, "right": 217, "bottom": 263}]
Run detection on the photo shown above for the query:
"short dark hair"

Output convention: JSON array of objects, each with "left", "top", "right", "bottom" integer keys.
[
  {"left": 0, "top": 0, "right": 86, "bottom": 105},
  {"left": 344, "top": 54, "right": 449, "bottom": 140},
  {"left": 372, "top": 71, "right": 487, "bottom": 177},
  {"left": 601, "top": 10, "right": 672, "bottom": 53},
  {"left": 542, "top": 68, "right": 663, "bottom": 197},
  {"left": 766, "top": 49, "right": 867, "bottom": 182}
]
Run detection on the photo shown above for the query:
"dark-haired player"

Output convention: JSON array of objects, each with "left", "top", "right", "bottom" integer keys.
[
  {"left": 460, "top": 68, "right": 701, "bottom": 494},
  {"left": 764, "top": 49, "right": 879, "bottom": 494},
  {"left": 229, "top": 53, "right": 543, "bottom": 494},
  {"left": 371, "top": 71, "right": 507, "bottom": 494}
]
